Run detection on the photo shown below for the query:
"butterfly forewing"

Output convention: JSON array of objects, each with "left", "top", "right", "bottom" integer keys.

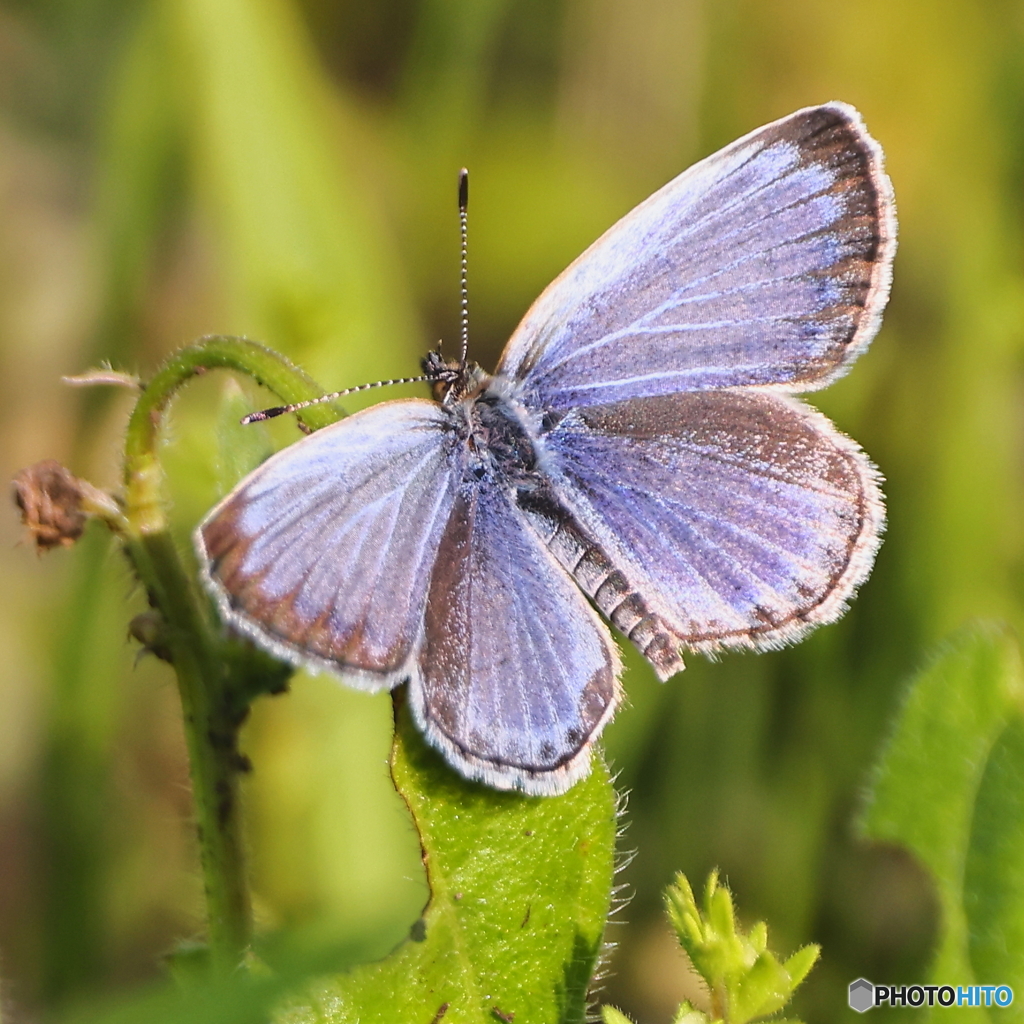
[
  {"left": 538, "top": 390, "right": 883, "bottom": 664},
  {"left": 497, "top": 103, "right": 895, "bottom": 411},
  {"left": 197, "top": 400, "right": 458, "bottom": 687},
  {"left": 412, "top": 480, "right": 621, "bottom": 795}
]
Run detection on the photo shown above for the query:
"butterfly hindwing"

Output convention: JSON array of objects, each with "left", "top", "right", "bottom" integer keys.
[
  {"left": 536, "top": 389, "right": 883, "bottom": 667},
  {"left": 497, "top": 103, "right": 895, "bottom": 411},
  {"left": 411, "top": 477, "right": 622, "bottom": 794}
]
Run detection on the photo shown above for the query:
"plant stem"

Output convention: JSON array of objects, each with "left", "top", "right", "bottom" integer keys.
[
  {"left": 131, "top": 530, "right": 252, "bottom": 970},
  {"left": 125, "top": 336, "right": 336, "bottom": 531},
  {"left": 120, "top": 335, "right": 336, "bottom": 974}
]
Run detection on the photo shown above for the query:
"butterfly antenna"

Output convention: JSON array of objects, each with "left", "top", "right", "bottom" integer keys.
[
  {"left": 241, "top": 375, "right": 437, "bottom": 424},
  {"left": 243, "top": 172, "right": 472, "bottom": 426},
  {"left": 458, "top": 167, "right": 470, "bottom": 369}
]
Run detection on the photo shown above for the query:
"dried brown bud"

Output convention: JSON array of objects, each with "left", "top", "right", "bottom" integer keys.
[{"left": 12, "top": 460, "right": 91, "bottom": 551}]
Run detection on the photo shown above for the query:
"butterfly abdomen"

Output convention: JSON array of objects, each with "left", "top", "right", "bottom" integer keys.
[{"left": 516, "top": 486, "right": 685, "bottom": 681}]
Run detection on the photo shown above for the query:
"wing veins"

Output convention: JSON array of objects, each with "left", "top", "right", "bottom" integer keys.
[
  {"left": 538, "top": 206, "right": 850, "bottom": 377},
  {"left": 658, "top": 496, "right": 849, "bottom": 578},
  {"left": 280, "top": 446, "right": 443, "bottom": 629},
  {"left": 569, "top": 438, "right": 856, "bottom": 505},
  {"left": 644, "top": 140, "right": 804, "bottom": 245},
  {"left": 322, "top": 451, "right": 446, "bottom": 631},
  {"left": 644, "top": 167, "right": 841, "bottom": 258},
  {"left": 242, "top": 439, "right": 442, "bottom": 559}
]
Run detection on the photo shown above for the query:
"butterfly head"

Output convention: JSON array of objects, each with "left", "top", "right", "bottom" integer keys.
[{"left": 421, "top": 348, "right": 489, "bottom": 405}]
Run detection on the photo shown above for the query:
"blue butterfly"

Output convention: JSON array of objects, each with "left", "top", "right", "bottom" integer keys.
[{"left": 196, "top": 103, "right": 896, "bottom": 796}]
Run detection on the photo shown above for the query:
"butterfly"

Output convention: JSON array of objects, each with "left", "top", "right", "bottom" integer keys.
[{"left": 196, "top": 102, "right": 896, "bottom": 796}]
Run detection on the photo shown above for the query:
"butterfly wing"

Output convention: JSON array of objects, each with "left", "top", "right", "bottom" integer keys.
[
  {"left": 411, "top": 477, "right": 621, "bottom": 795},
  {"left": 531, "top": 390, "right": 883, "bottom": 675},
  {"left": 196, "top": 399, "right": 459, "bottom": 689},
  {"left": 497, "top": 103, "right": 895, "bottom": 411}
]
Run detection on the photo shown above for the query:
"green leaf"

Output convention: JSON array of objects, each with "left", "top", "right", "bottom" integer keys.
[
  {"left": 602, "top": 1007, "right": 636, "bottom": 1024},
  {"left": 671, "top": 1003, "right": 718, "bottom": 1024},
  {"left": 664, "top": 872, "right": 818, "bottom": 1024},
  {"left": 964, "top": 715, "right": 1024, "bottom": 1005},
  {"left": 780, "top": 945, "right": 818, "bottom": 991},
  {"left": 281, "top": 689, "right": 617, "bottom": 1024},
  {"left": 861, "top": 623, "right": 1024, "bottom": 1014}
]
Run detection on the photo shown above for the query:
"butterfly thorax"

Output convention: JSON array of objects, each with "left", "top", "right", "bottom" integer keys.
[{"left": 429, "top": 377, "right": 543, "bottom": 497}]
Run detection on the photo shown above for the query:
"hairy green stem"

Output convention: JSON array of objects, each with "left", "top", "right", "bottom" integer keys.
[
  {"left": 124, "top": 335, "right": 334, "bottom": 531},
  {"left": 120, "top": 335, "right": 334, "bottom": 973},
  {"left": 126, "top": 529, "right": 252, "bottom": 971}
]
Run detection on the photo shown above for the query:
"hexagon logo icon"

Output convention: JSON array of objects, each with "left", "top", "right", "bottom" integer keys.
[{"left": 849, "top": 978, "right": 875, "bottom": 1013}]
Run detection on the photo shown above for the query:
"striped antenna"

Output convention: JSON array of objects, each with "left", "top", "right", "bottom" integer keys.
[
  {"left": 458, "top": 168, "right": 469, "bottom": 367},
  {"left": 241, "top": 375, "right": 437, "bottom": 424},
  {"left": 241, "top": 169, "right": 472, "bottom": 426}
]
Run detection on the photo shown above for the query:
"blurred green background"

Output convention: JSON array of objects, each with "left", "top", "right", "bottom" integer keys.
[{"left": 2, "top": 0, "right": 1023, "bottom": 1021}]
